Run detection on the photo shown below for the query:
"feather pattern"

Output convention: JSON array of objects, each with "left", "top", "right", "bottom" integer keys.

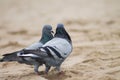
[{"left": 43, "top": 38, "right": 72, "bottom": 58}]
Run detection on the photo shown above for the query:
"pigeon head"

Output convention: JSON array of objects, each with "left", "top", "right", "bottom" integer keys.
[
  {"left": 40, "top": 25, "right": 54, "bottom": 44},
  {"left": 54, "top": 23, "right": 71, "bottom": 43},
  {"left": 42, "top": 25, "right": 53, "bottom": 33},
  {"left": 57, "top": 23, "right": 64, "bottom": 28}
]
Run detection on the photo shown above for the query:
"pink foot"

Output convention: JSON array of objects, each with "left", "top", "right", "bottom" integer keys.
[{"left": 58, "top": 71, "right": 65, "bottom": 76}]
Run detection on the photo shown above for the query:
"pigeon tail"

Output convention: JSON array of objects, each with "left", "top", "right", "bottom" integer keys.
[{"left": 0, "top": 51, "right": 21, "bottom": 62}]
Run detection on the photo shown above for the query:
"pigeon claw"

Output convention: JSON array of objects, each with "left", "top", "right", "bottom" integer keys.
[
  {"left": 35, "top": 72, "right": 41, "bottom": 75},
  {"left": 57, "top": 71, "right": 65, "bottom": 76}
]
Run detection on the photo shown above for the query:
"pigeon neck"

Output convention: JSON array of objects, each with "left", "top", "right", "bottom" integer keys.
[
  {"left": 55, "top": 28, "right": 72, "bottom": 43},
  {"left": 40, "top": 32, "right": 53, "bottom": 44}
]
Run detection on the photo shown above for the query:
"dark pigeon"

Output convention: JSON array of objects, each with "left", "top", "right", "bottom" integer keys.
[{"left": 20, "top": 24, "right": 73, "bottom": 74}]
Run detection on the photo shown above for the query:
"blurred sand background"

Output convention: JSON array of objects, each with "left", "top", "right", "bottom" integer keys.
[{"left": 0, "top": 0, "right": 120, "bottom": 80}]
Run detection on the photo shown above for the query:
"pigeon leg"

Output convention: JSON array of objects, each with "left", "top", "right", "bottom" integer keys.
[
  {"left": 34, "top": 64, "right": 40, "bottom": 75},
  {"left": 45, "top": 64, "right": 51, "bottom": 74},
  {"left": 56, "top": 66, "right": 60, "bottom": 72},
  {"left": 56, "top": 66, "right": 64, "bottom": 75}
]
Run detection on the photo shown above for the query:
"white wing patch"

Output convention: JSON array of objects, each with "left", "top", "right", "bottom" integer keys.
[
  {"left": 17, "top": 53, "right": 39, "bottom": 57},
  {"left": 17, "top": 42, "right": 43, "bottom": 57}
]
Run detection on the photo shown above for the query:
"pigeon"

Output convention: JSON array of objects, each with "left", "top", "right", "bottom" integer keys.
[
  {"left": 0, "top": 25, "right": 54, "bottom": 66},
  {"left": 19, "top": 23, "right": 73, "bottom": 74}
]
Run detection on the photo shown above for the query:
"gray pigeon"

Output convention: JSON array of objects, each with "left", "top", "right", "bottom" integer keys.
[
  {"left": 0, "top": 25, "right": 54, "bottom": 66},
  {"left": 19, "top": 24, "right": 73, "bottom": 74}
]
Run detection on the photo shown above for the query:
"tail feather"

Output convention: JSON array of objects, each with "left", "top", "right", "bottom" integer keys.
[
  {"left": 2, "top": 51, "right": 19, "bottom": 56},
  {"left": 0, "top": 51, "right": 21, "bottom": 62}
]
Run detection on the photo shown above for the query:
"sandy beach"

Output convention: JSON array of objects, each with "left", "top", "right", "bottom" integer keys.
[{"left": 0, "top": 0, "right": 120, "bottom": 80}]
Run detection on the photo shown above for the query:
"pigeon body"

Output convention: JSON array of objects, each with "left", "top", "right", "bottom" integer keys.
[
  {"left": 0, "top": 25, "right": 53, "bottom": 66},
  {"left": 42, "top": 37, "right": 72, "bottom": 59},
  {"left": 20, "top": 24, "right": 73, "bottom": 74}
]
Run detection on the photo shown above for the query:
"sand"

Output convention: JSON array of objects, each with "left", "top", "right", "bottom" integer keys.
[{"left": 0, "top": 0, "right": 120, "bottom": 80}]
